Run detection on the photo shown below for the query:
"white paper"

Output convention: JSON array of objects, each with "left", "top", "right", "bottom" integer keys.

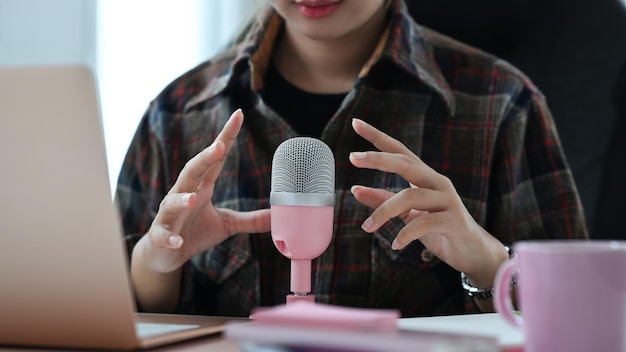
[{"left": 398, "top": 313, "right": 524, "bottom": 348}]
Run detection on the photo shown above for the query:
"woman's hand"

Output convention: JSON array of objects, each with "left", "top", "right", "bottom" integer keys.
[
  {"left": 131, "top": 109, "right": 271, "bottom": 312},
  {"left": 349, "top": 118, "right": 507, "bottom": 291}
]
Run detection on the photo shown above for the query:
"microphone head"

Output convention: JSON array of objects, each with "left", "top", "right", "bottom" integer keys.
[
  {"left": 270, "top": 138, "right": 336, "bottom": 295},
  {"left": 271, "top": 137, "right": 335, "bottom": 194}
]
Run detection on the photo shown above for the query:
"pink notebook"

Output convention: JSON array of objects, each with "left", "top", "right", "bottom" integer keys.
[{"left": 225, "top": 302, "right": 498, "bottom": 352}]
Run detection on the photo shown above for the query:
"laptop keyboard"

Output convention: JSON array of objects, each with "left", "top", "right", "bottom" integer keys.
[{"left": 136, "top": 322, "right": 199, "bottom": 338}]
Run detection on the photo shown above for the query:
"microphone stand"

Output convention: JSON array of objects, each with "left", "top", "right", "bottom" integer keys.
[{"left": 287, "top": 259, "right": 315, "bottom": 304}]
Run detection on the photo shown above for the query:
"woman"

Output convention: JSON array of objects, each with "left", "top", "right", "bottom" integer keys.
[{"left": 117, "top": 0, "right": 587, "bottom": 318}]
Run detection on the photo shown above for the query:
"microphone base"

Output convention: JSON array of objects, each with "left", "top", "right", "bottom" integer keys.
[{"left": 286, "top": 294, "right": 315, "bottom": 305}]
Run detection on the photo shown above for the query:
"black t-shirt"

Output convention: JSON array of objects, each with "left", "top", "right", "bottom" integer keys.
[{"left": 261, "top": 62, "right": 347, "bottom": 138}]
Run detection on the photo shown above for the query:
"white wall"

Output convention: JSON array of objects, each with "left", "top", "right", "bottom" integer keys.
[
  {"left": 0, "top": 0, "right": 256, "bottom": 194},
  {"left": 0, "top": 0, "right": 95, "bottom": 67},
  {"left": 96, "top": 1, "right": 255, "bottom": 192}
]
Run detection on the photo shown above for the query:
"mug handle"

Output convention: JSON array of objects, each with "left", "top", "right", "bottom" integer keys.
[{"left": 494, "top": 257, "right": 523, "bottom": 327}]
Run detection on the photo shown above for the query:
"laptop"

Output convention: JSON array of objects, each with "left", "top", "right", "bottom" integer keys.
[{"left": 0, "top": 65, "right": 240, "bottom": 350}]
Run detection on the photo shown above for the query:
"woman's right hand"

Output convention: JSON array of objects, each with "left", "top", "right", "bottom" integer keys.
[{"left": 130, "top": 109, "right": 271, "bottom": 312}]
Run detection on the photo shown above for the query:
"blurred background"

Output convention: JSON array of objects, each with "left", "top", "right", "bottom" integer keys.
[
  {"left": 1, "top": 0, "right": 625, "bottom": 238},
  {"left": 0, "top": 0, "right": 255, "bottom": 193}
]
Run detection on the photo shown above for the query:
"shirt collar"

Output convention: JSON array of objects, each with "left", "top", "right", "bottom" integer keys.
[
  {"left": 382, "top": 0, "right": 455, "bottom": 112},
  {"left": 187, "top": 0, "right": 455, "bottom": 113}
]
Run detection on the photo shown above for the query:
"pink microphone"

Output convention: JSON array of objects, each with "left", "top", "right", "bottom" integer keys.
[{"left": 270, "top": 137, "right": 335, "bottom": 304}]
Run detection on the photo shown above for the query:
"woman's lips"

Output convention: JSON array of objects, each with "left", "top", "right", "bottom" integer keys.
[{"left": 296, "top": 1, "right": 340, "bottom": 19}]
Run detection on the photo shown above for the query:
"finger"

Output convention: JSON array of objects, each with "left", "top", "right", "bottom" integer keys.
[
  {"left": 219, "top": 208, "right": 272, "bottom": 235},
  {"left": 171, "top": 141, "right": 226, "bottom": 193},
  {"left": 350, "top": 185, "right": 394, "bottom": 209},
  {"left": 361, "top": 187, "right": 449, "bottom": 233},
  {"left": 350, "top": 118, "right": 448, "bottom": 190},
  {"left": 203, "top": 109, "right": 245, "bottom": 185},
  {"left": 350, "top": 151, "right": 447, "bottom": 190},
  {"left": 171, "top": 109, "right": 243, "bottom": 193},
  {"left": 393, "top": 211, "right": 450, "bottom": 250},
  {"left": 147, "top": 224, "right": 184, "bottom": 250},
  {"left": 352, "top": 185, "right": 419, "bottom": 232},
  {"left": 352, "top": 118, "right": 413, "bottom": 156},
  {"left": 154, "top": 192, "right": 197, "bottom": 227}
]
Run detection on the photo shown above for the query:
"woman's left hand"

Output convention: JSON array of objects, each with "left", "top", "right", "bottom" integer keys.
[{"left": 349, "top": 118, "right": 508, "bottom": 290}]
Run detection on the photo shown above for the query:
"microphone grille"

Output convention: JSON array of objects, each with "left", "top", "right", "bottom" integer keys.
[{"left": 271, "top": 137, "right": 335, "bottom": 194}]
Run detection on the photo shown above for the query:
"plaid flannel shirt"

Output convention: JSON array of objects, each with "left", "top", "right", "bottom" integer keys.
[{"left": 116, "top": 0, "right": 587, "bottom": 318}]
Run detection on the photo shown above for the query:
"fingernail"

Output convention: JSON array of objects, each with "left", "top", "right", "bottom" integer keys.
[
  {"left": 361, "top": 216, "right": 373, "bottom": 232},
  {"left": 352, "top": 118, "right": 367, "bottom": 127},
  {"left": 182, "top": 193, "right": 191, "bottom": 205},
  {"left": 391, "top": 238, "right": 401, "bottom": 250},
  {"left": 350, "top": 152, "right": 367, "bottom": 160},
  {"left": 168, "top": 235, "right": 183, "bottom": 248}
]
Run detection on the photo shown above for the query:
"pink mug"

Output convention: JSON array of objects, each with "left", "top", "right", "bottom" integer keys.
[{"left": 494, "top": 240, "right": 626, "bottom": 352}]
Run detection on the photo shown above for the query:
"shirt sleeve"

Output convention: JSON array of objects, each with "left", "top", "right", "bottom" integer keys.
[
  {"left": 114, "top": 107, "right": 207, "bottom": 315},
  {"left": 115, "top": 109, "right": 163, "bottom": 256},
  {"left": 461, "top": 86, "right": 588, "bottom": 313},
  {"left": 486, "top": 87, "right": 589, "bottom": 244}
]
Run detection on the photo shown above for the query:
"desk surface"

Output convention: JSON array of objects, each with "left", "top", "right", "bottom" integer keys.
[
  {"left": 146, "top": 334, "right": 240, "bottom": 352},
  {"left": 0, "top": 313, "right": 524, "bottom": 352},
  {"left": 0, "top": 334, "right": 240, "bottom": 352}
]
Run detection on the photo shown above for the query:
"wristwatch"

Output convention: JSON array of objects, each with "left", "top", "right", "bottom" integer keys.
[{"left": 461, "top": 245, "right": 516, "bottom": 300}]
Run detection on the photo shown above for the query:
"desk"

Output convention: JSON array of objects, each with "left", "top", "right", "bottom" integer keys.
[
  {"left": 0, "top": 313, "right": 524, "bottom": 352},
  {"left": 0, "top": 334, "right": 240, "bottom": 352},
  {"left": 141, "top": 334, "right": 239, "bottom": 352},
  {"left": 0, "top": 334, "right": 521, "bottom": 352}
]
